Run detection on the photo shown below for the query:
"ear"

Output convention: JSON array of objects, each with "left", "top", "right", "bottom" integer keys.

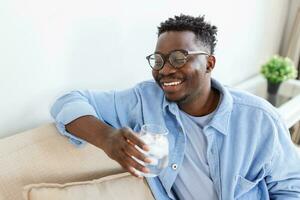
[{"left": 206, "top": 55, "right": 216, "bottom": 73}]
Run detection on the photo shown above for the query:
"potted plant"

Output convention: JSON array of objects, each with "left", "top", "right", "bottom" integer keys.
[{"left": 260, "top": 55, "right": 297, "bottom": 106}]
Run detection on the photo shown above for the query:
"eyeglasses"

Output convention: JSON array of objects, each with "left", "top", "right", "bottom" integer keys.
[{"left": 146, "top": 49, "right": 210, "bottom": 70}]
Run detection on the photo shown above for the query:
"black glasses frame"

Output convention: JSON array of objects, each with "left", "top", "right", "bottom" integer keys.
[{"left": 146, "top": 49, "right": 210, "bottom": 70}]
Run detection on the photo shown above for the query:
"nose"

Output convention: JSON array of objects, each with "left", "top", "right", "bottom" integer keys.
[{"left": 158, "top": 61, "right": 177, "bottom": 76}]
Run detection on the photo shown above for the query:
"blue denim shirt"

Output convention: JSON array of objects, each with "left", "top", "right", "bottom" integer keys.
[{"left": 51, "top": 79, "right": 300, "bottom": 199}]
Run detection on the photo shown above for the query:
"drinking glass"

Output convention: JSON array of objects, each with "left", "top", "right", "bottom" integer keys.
[{"left": 134, "top": 124, "right": 169, "bottom": 177}]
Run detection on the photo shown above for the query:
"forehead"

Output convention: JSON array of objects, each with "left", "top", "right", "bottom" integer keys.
[{"left": 155, "top": 31, "right": 200, "bottom": 53}]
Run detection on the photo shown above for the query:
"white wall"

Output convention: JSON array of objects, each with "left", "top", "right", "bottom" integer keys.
[{"left": 0, "top": 0, "right": 289, "bottom": 138}]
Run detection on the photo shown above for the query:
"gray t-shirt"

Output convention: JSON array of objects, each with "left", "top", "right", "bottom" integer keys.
[{"left": 172, "top": 110, "right": 218, "bottom": 200}]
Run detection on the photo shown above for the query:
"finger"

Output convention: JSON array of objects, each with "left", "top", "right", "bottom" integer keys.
[
  {"left": 118, "top": 160, "right": 141, "bottom": 178},
  {"left": 120, "top": 159, "right": 144, "bottom": 178},
  {"left": 128, "top": 167, "right": 143, "bottom": 178},
  {"left": 115, "top": 150, "right": 149, "bottom": 175},
  {"left": 121, "top": 127, "right": 150, "bottom": 151},
  {"left": 123, "top": 153, "right": 150, "bottom": 174},
  {"left": 124, "top": 144, "right": 152, "bottom": 163}
]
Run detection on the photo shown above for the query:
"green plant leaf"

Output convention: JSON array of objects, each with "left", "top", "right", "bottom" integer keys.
[{"left": 260, "top": 55, "right": 297, "bottom": 83}]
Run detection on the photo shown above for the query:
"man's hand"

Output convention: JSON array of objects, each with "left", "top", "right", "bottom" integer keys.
[
  {"left": 65, "top": 116, "right": 151, "bottom": 178},
  {"left": 102, "top": 127, "right": 152, "bottom": 177}
]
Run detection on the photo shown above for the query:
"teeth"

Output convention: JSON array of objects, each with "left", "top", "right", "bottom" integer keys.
[{"left": 163, "top": 81, "right": 182, "bottom": 86}]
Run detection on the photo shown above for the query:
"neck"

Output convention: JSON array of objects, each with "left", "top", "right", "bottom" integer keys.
[{"left": 178, "top": 84, "right": 220, "bottom": 117}]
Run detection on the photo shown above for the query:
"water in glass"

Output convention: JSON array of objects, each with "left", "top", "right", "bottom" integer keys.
[{"left": 134, "top": 124, "right": 169, "bottom": 177}]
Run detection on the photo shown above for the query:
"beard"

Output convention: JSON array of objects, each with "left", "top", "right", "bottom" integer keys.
[
  {"left": 165, "top": 93, "right": 189, "bottom": 104},
  {"left": 165, "top": 86, "right": 203, "bottom": 108},
  {"left": 153, "top": 70, "right": 204, "bottom": 105}
]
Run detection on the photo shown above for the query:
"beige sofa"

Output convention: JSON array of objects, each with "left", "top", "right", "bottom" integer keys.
[{"left": 0, "top": 123, "right": 155, "bottom": 200}]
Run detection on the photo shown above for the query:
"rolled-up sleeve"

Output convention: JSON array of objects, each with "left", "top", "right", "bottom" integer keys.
[
  {"left": 50, "top": 88, "right": 141, "bottom": 147},
  {"left": 50, "top": 90, "right": 103, "bottom": 146}
]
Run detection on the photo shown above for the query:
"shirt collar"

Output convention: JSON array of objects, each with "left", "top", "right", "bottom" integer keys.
[
  {"left": 162, "top": 78, "right": 233, "bottom": 135},
  {"left": 207, "top": 78, "right": 233, "bottom": 135},
  {"left": 162, "top": 93, "right": 175, "bottom": 115}
]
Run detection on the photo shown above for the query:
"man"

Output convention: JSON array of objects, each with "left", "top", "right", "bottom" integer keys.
[{"left": 51, "top": 15, "right": 300, "bottom": 199}]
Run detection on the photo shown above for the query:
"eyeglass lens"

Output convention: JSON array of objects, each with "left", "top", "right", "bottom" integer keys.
[{"left": 148, "top": 51, "right": 187, "bottom": 70}]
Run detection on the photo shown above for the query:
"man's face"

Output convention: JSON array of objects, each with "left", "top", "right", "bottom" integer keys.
[{"left": 152, "top": 31, "right": 213, "bottom": 104}]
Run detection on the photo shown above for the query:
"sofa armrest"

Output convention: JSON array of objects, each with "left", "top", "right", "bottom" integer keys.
[{"left": 0, "top": 123, "right": 124, "bottom": 200}]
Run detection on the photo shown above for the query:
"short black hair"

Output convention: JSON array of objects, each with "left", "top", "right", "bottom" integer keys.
[{"left": 157, "top": 14, "right": 218, "bottom": 54}]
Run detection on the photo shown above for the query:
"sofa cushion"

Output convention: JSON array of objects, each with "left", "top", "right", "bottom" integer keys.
[
  {"left": 0, "top": 123, "right": 126, "bottom": 200},
  {"left": 23, "top": 172, "right": 154, "bottom": 200}
]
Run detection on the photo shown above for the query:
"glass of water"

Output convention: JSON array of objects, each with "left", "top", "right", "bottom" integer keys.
[{"left": 134, "top": 124, "right": 169, "bottom": 177}]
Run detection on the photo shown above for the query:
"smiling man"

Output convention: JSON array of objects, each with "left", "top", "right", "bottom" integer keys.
[
  {"left": 150, "top": 30, "right": 219, "bottom": 117},
  {"left": 51, "top": 15, "right": 300, "bottom": 199}
]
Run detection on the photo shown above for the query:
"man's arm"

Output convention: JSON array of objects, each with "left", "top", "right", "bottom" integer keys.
[
  {"left": 51, "top": 90, "right": 151, "bottom": 177},
  {"left": 266, "top": 117, "right": 300, "bottom": 199},
  {"left": 64, "top": 115, "right": 114, "bottom": 150}
]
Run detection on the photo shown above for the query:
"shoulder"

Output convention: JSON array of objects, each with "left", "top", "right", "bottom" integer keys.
[
  {"left": 114, "top": 80, "right": 160, "bottom": 96},
  {"left": 135, "top": 79, "right": 161, "bottom": 90},
  {"left": 114, "top": 80, "right": 164, "bottom": 106},
  {"left": 226, "top": 86, "right": 281, "bottom": 122},
  {"left": 134, "top": 80, "right": 164, "bottom": 96}
]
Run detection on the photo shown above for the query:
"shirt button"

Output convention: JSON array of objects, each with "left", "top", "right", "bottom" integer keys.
[
  {"left": 171, "top": 163, "right": 178, "bottom": 170},
  {"left": 177, "top": 127, "right": 183, "bottom": 133}
]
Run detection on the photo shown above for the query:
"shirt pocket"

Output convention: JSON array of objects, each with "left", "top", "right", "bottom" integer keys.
[
  {"left": 234, "top": 175, "right": 261, "bottom": 199},
  {"left": 234, "top": 168, "right": 265, "bottom": 200}
]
